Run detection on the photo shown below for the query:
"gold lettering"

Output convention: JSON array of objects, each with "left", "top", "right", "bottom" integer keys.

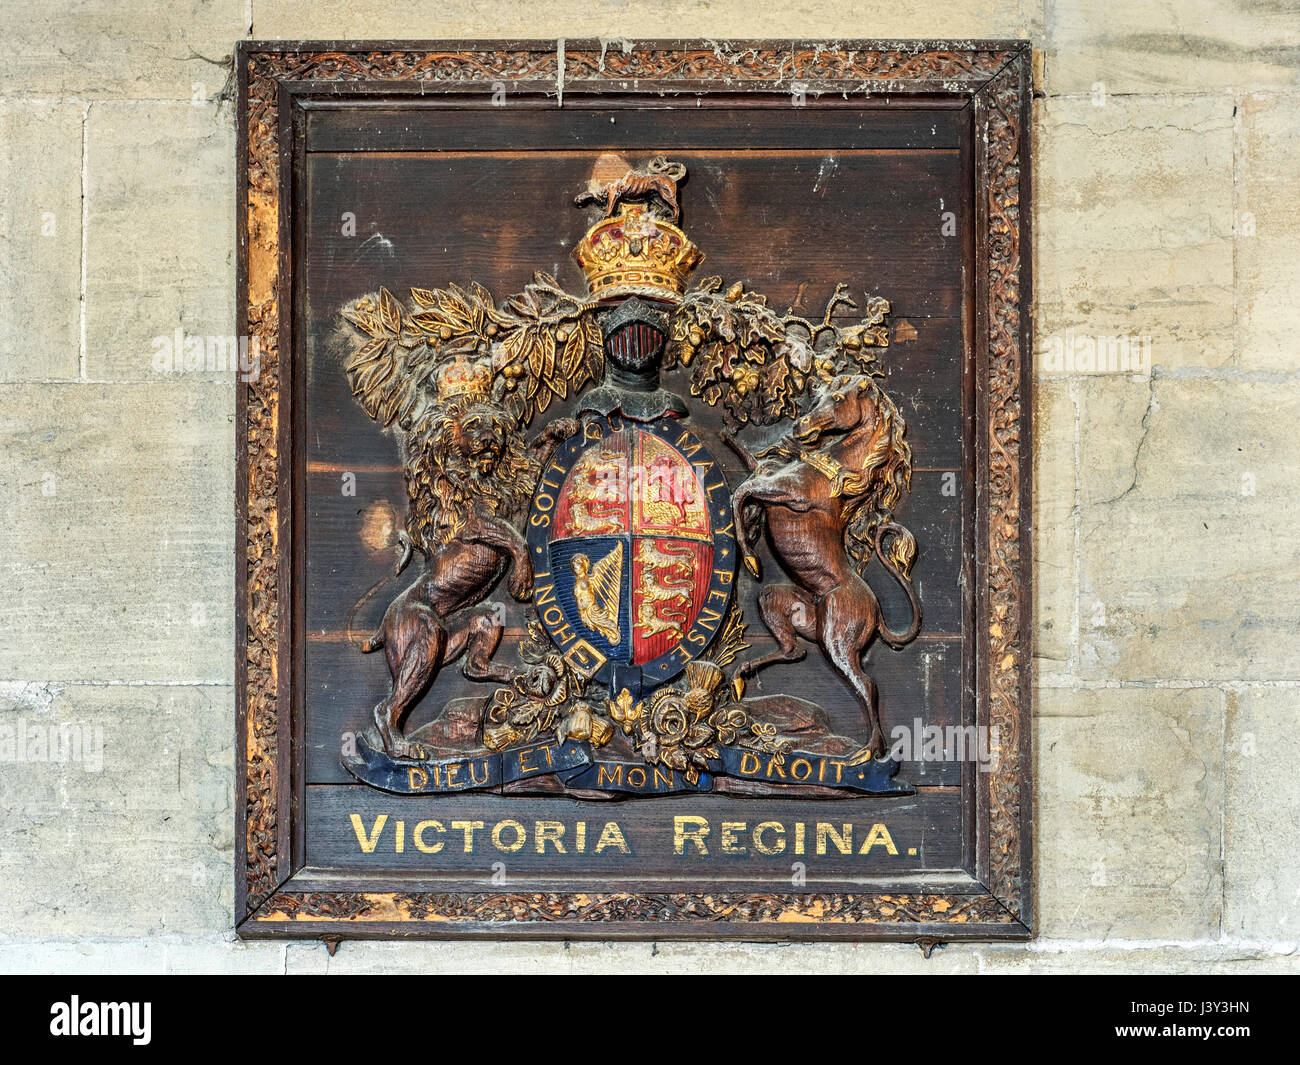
[
  {"left": 407, "top": 767, "right": 428, "bottom": 791},
  {"left": 721, "top": 821, "right": 748, "bottom": 855},
  {"left": 859, "top": 823, "right": 899, "bottom": 855},
  {"left": 596, "top": 764, "right": 623, "bottom": 787},
  {"left": 395, "top": 819, "right": 405, "bottom": 853},
  {"left": 696, "top": 607, "right": 724, "bottom": 631},
  {"left": 413, "top": 820, "right": 444, "bottom": 853},
  {"left": 790, "top": 758, "right": 813, "bottom": 781},
  {"left": 451, "top": 820, "right": 484, "bottom": 852},
  {"left": 594, "top": 821, "right": 629, "bottom": 854},
  {"left": 753, "top": 821, "right": 786, "bottom": 855},
  {"left": 816, "top": 822, "right": 853, "bottom": 856},
  {"left": 795, "top": 822, "right": 806, "bottom": 855},
  {"left": 492, "top": 820, "right": 526, "bottom": 852},
  {"left": 674, "top": 431, "right": 702, "bottom": 457},
  {"left": 576, "top": 822, "right": 587, "bottom": 853},
  {"left": 739, "top": 751, "right": 761, "bottom": 775},
  {"left": 652, "top": 766, "right": 675, "bottom": 790},
  {"left": 626, "top": 767, "right": 646, "bottom": 788},
  {"left": 674, "top": 815, "right": 710, "bottom": 855},
  {"left": 535, "top": 821, "right": 566, "bottom": 853},
  {"left": 350, "top": 814, "right": 387, "bottom": 854}
]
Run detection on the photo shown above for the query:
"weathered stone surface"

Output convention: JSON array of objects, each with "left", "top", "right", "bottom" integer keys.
[
  {"left": 0, "top": 936, "right": 281, "bottom": 975},
  {"left": 0, "top": 101, "right": 84, "bottom": 382},
  {"left": 1044, "top": 0, "right": 1300, "bottom": 95},
  {"left": 976, "top": 942, "right": 1299, "bottom": 973},
  {"left": 1236, "top": 92, "right": 1300, "bottom": 373},
  {"left": 284, "top": 938, "right": 978, "bottom": 974},
  {"left": 1224, "top": 686, "right": 1300, "bottom": 943},
  {"left": 0, "top": 381, "right": 235, "bottom": 684},
  {"left": 252, "top": 1, "right": 1042, "bottom": 41},
  {"left": 1035, "top": 95, "right": 1235, "bottom": 376},
  {"left": 1074, "top": 376, "right": 1300, "bottom": 682},
  {"left": 1, "top": 2, "right": 247, "bottom": 100},
  {"left": 1, "top": 934, "right": 1294, "bottom": 974},
  {"left": 0, "top": 684, "right": 234, "bottom": 936},
  {"left": 0, "top": 0, "right": 1294, "bottom": 972},
  {"left": 84, "top": 101, "right": 235, "bottom": 381},
  {"left": 1032, "top": 377, "right": 1076, "bottom": 673},
  {"left": 1036, "top": 686, "right": 1223, "bottom": 940}
]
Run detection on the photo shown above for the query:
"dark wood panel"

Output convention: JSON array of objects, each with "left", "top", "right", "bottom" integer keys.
[
  {"left": 293, "top": 99, "right": 976, "bottom": 893},
  {"left": 302, "top": 148, "right": 968, "bottom": 321},
  {"left": 304, "top": 101, "right": 968, "bottom": 153}
]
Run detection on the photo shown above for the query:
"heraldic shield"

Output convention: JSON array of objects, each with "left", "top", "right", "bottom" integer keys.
[
  {"left": 339, "top": 154, "right": 920, "bottom": 799},
  {"left": 527, "top": 416, "right": 736, "bottom": 697}
]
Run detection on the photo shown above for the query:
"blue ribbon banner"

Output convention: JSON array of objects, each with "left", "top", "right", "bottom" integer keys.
[{"left": 344, "top": 734, "right": 913, "bottom": 796}]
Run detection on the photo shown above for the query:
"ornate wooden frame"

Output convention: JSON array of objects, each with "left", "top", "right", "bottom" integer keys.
[{"left": 235, "top": 39, "right": 1033, "bottom": 941}]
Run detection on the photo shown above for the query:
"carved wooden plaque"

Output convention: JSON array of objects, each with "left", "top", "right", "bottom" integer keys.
[{"left": 235, "top": 40, "right": 1033, "bottom": 942}]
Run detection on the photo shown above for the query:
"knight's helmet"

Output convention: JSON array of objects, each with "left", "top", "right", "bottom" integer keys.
[{"left": 572, "top": 160, "right": 703, "bottom": 389}]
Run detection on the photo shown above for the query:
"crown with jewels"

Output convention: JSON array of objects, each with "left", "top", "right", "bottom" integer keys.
[
  {"left": 574, "top": 204, "right": 703, "bottom": 305},
  {"left": 435, "top": 356, "right": 493, "bottom": 402}
]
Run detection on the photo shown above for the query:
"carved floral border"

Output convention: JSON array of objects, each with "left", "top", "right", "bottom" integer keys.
[{"left": 236, "top": 40, "right": 1031, "bottom": 937}]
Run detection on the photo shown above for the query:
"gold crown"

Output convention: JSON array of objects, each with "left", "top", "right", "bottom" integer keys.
[
  {"left": 435, "top": 357, "right": 493, "bottom": 401},
  {"left": 573, "top": 204, "right": 703, "bottom": 304}
]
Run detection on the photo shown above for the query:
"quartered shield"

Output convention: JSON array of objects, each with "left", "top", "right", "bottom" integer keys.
[{"left": 526, "top": 414, "right": 736, "bottom": 696}]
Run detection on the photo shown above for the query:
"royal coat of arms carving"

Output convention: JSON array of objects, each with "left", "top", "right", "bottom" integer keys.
[
  {"left": 339, "top": 156, "right": 923, "bottom": 799},
  {"left": 236, "top": 40, "right": 1033, "bottom": 941}
]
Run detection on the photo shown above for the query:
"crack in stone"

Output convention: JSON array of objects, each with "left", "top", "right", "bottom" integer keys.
[{"left": 1094, "top": 374, "right": 1158, "bottom": 506}]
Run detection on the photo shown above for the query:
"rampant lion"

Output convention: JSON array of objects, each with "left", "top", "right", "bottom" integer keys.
[{"left": 403, "top": 399, "right": 537, "bottom": 554}]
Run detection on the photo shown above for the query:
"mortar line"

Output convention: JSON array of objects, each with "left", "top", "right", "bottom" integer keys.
[
  {"left": 0, "top": 679, "right": 234, "bottom": 688},
  {"left": 78, "top": 101, "right": 90, "bottom": 381},
  {"left": 1069, "top": 377, "right": 1080, "bottom": 677},
  {"left": 1034, "top": 678, "right": 1300, "bottom": 690},
  {"left": 1219, "top": 684, "right": 1228, "bottom": 944},
  {"left": 1231, "top": 90, "right": 1241, "bottom": 369}
]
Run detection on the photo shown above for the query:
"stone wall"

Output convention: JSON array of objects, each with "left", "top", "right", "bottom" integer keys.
[{"left": 1, "top": 2, "right": 1296, "bottom": 973}]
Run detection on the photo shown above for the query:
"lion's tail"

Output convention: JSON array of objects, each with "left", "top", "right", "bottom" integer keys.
[{"left": 345, "top": 531, "right": 416, "bottom": 652}]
